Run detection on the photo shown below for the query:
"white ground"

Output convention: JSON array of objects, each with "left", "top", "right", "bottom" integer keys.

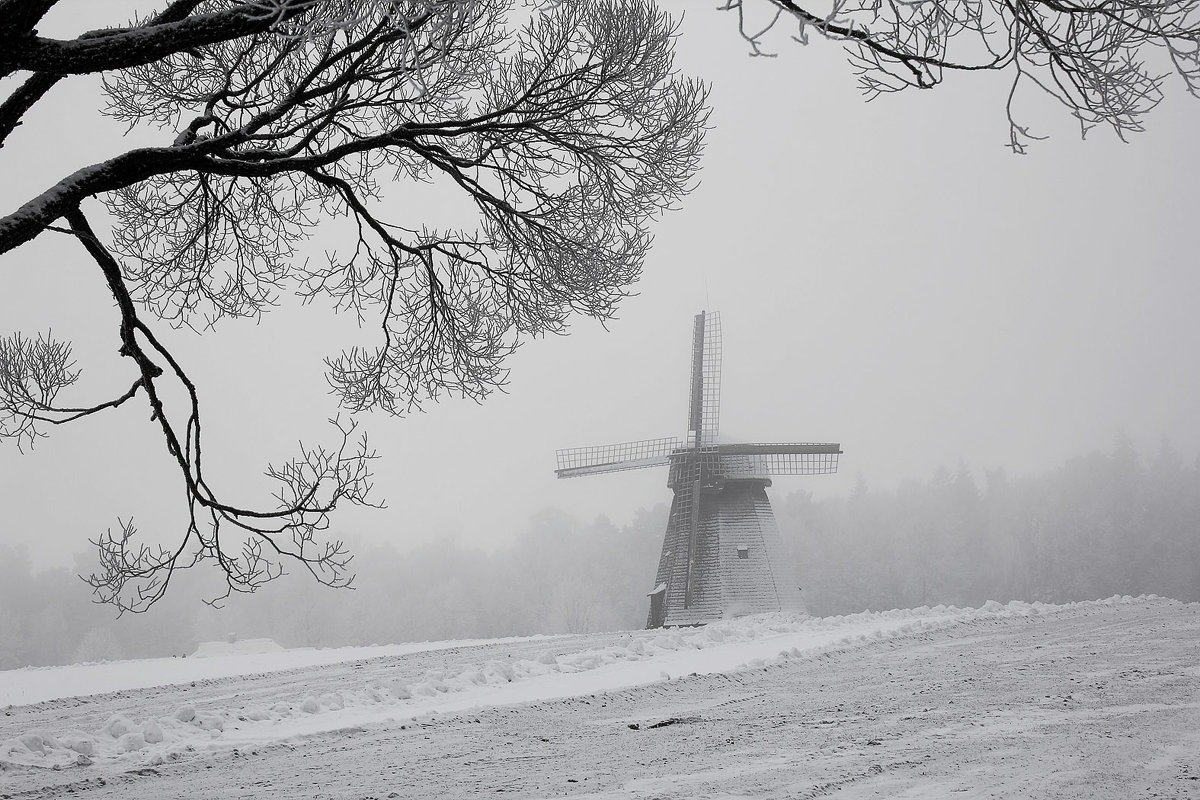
[{"left": 1, "top": 596, "right": 1197, "bottom": 798}]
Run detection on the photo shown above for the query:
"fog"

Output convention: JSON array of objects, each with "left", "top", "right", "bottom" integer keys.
[
  {"left": 1, "top": 3, "right": 1198, "bottom": 647},
  {"left": 2, "top": 436, "right": 1196, "bottom": 668}
]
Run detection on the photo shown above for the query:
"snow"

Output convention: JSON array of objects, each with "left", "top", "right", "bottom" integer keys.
[
  {"left": 0, "top": 634, "right": 563, "bottom": 707},
  {"left": 0, "top": 596, "right": 1157, "bottom": 774},
  {"left": 191, "top": 637, "right": 284, "bottom": 657}
]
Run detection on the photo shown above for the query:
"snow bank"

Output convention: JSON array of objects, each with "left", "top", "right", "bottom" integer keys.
[
  {"left": 192, "top": 638, "right": 284, "bottom": 658},
  {"left": 0, "top": 634, "right": 563, "bottom": 708},
  {"left": 0, "top": 595, "right": 1159, "bottom": 772}
]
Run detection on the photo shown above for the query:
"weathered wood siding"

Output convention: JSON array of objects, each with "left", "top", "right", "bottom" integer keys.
[{"left": 650, "top": 479, "right": 806, "bottom": 627}]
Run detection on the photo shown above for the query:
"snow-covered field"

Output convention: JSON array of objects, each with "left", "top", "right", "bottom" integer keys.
[{"left": 2, "top": 596, "right": 1197, "bottom": 799}]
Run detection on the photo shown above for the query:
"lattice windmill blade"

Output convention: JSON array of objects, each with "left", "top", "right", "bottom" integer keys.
[
  {"left": 701, "top": 312, "right": 722, "bottom": 446},
  {"left": 685, "top": 311, "right": 722, "bottom": 448},
  {"left": 712, "top": 442, "right": 843, "bottom": 479},
  {"left": 685, "top": 313, "right": 704, "bottom": 445},
  {"left": 554, "top": 437, "right": 684, "bottom": 478}
]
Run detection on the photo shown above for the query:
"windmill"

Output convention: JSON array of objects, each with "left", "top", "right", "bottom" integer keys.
[{"left": 554, "top": 311, "right": 842, "bottom": 628}]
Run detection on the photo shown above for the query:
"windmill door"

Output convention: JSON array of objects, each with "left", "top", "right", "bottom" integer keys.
[{"left": 646, "top": 583, "right": 667, "bottom": 629}]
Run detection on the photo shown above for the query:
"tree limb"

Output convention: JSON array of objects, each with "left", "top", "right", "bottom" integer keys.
[
  {"left": 0, "top": 72, "right": 63, "bottom": 151},
  {"left": 0, "top": 0, "right": 320, "bottom": 77},
  {"left": 0, "top": 0, "right": 62, "bottom": 39}
]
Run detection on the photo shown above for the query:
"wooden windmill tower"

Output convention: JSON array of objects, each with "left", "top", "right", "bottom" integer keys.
[{"left": 555, "top": 311, "right": 842, "bottom": 628}]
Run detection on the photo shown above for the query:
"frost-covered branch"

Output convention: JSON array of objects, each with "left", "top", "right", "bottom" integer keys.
[
  {"left": 727, "top": 0, "right": 1200, "bottom": 151},
  {"left": 0, "top": 0, "right": 706, "bottom": 609}
]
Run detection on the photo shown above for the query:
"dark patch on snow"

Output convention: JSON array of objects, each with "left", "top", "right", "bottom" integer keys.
[{"left": 632, "top": 715, "right": 703, "bottom": 730}]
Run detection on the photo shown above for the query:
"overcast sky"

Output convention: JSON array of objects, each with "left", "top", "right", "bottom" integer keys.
[{"left": 2, "top": 2, "right": 1198, "bottom": 572}]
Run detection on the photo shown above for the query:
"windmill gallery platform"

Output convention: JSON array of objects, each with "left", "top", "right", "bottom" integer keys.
[{"left": 555, "top": 311, "right": 842, "bottom": 628}]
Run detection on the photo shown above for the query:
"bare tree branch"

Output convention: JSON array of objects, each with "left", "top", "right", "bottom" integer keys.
[
  {"left": 0, "top": 0, "right": 63, "bottom": 40},
  {"left": 0, "top": 0, "right": 707, "bottom": 610},
  {"left": 726, "top": 0, "right": 1200, "bottom": 151},
  {"left": 55, "top": 204, "right": 382, "bottom": 612},
  {"left": 0, "top": 1, "right": 320, "bottom": 77},
  {"left": 0, "top": 1, "right": 214, "bottom": 150}
]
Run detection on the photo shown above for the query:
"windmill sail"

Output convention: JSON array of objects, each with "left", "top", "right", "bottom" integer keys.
[
  {"left": 687, "top": 313, "right": 705, "bottom": 443},
  {"left": 700, "top": 312, "right": 722, "bottom": 446},
  {"left": 686, "top": 311, "right": 722, "bottom": 447},
  {"left": 555, "top": 437, "right": 683, "bottom": 478},
  {"left": 712, "top": 443, "right": 841, "bottom": 479}
]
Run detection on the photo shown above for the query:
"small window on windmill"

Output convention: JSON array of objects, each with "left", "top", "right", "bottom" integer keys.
[{"left": 736, "top": 546, "right": 750, "bottom": 560}]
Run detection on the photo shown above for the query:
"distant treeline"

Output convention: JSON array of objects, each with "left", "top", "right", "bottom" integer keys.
[
  {"left": 0, "top": 508, "right": 665, "bottom": 670},
  {"left": 781, "top": 436, "right": 1199, "bottom": 614},
  {"left": 1, "top": 437, "right": 1196, "bottom": 669}
]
